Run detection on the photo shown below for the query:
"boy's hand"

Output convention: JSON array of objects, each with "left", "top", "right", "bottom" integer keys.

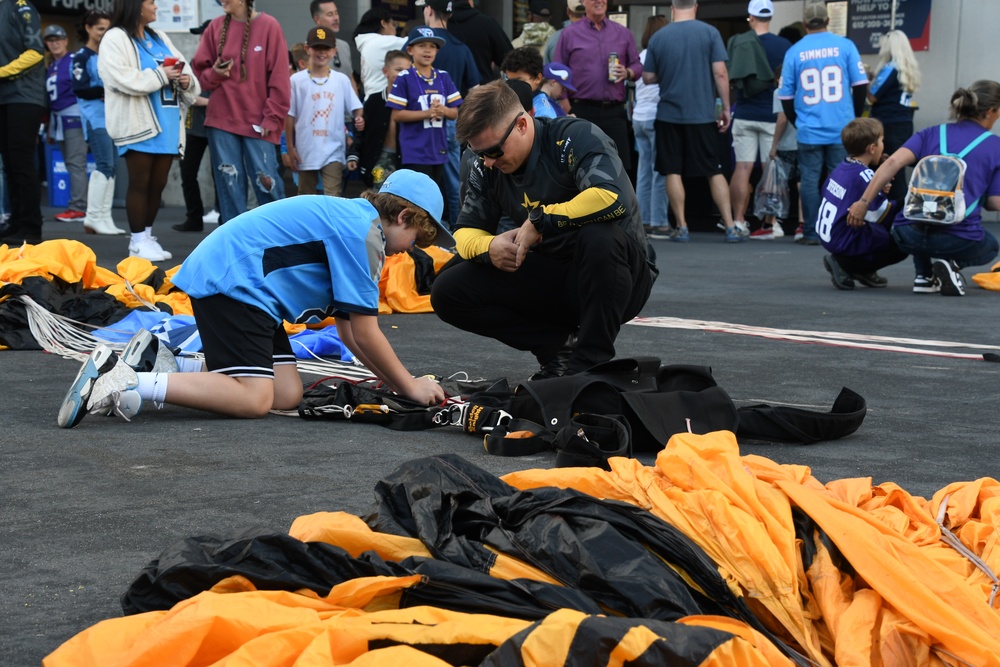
[
  {"left": 347, "top": 159, "right": 358, "bottom": 172},
  {"left": 404, "top": 376, "right": 445, "bottom": 406},
  {"left": 846, "top": 200, "right": 868, "bottom": 228},
  {"left": 286, "top": 146, "right": 300, "bottom": 172},
  {"left": 354, "top": 115, "right": 365, "bottom": 132}
]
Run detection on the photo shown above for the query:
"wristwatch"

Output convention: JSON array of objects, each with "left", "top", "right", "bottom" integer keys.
[{"left": 528, "top": 206, "right": 545, "bottom": 233}]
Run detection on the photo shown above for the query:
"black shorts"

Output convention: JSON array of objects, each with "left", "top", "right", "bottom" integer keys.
[
  {"left": 190, "top": 294, "right": 296, "bottom": 379},
  {"left": 654, "top": 120, "right": 726, "bottom": 177}
]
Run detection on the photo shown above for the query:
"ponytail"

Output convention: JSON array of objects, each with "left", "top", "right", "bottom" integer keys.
[{"left": 950, "top": 80, "right": 1000, "bottom": 121}]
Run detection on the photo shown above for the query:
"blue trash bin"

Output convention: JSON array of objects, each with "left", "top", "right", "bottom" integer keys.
[{"left": 46, "top": 144, "right": 96, "bottom": 208}]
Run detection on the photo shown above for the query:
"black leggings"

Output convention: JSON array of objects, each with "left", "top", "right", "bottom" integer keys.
[{"left": 124, "top": 151, "right": 174, "bottom": 233}]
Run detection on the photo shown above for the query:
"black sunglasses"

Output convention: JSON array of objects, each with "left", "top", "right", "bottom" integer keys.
[{"left": 470, "top": 112, "right": 523, "bottom": 160}]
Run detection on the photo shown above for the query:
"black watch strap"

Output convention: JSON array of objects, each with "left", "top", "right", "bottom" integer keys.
[{"left": 528, "top": 207, "right": 544, "bottom": 232}]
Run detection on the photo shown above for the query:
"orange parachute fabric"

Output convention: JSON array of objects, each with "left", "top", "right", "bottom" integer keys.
[
  {"left": 43, "top": 432, "right": 1000, "bottom": 666},
  {"left": 1, "top": 240, "right": 452, "bottom": 339}
]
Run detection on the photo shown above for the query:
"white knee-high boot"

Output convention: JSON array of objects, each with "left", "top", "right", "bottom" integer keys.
[
  {"left": 84, "top": 172, "right": 125, "bottom": 235},
  {"left": 101, "top": 175, "right": 125, "bottom": 234}
]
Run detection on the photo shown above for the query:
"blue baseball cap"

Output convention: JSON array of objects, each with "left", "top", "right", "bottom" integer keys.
[
  {"left": 379, "top": 169, "right": 456, "bottom": 248},
  {"left": 404, "top": 26, "right": 445, "bottom": 49}
]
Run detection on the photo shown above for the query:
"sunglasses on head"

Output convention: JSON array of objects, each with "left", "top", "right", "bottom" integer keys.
[{"left": 470, "top": 112, "right": 523, "bottom": 160}]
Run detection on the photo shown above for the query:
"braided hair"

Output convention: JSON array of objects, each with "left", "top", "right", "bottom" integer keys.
[{"left": 217, "top": 0, "right": 254, "bottom": 81}]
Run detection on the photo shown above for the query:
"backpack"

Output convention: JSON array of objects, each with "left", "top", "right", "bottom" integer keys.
[{"left": 903, "top": 125, "right": 994, "bottom": 225}]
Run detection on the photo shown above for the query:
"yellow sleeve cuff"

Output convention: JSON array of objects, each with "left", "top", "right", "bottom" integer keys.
[
  {"left": 454, "top": 227, "right": 495, "bottom": 261},
  {"left": 0, "top": 49, "right": 43, "bottom": 79}
]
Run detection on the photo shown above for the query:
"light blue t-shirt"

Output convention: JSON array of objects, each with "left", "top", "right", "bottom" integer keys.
[
  {"left": 172, "top": 196, "right": 386, "bottom": 324},
  {"left": 777, "top": 31, "right": 867, "bottom": 145},
  {"left": 532, "top": 91, "right": 565, "bottom": 118},
  {"left": 120, "top": 30, "right": 181, "bottom": 156}
]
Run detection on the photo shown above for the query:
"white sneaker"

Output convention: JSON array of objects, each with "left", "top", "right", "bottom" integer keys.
[
  {"left": 771, "top": 223, "right": 785, "bottom": 238},
  {"left": 734, "top": 220, "right": 750, "bottom": 237},
  {"left": 87, "top": 356, "right": 142, "bottom": 420},
  {"left": 202, "top": 209, "right": 220, "bottom": 224},
  {"left": 148, "top": 235, "right": 172, "bottom": 260},
  {"left": 129, "top": 237, "right": 169, "bottom": 262}
]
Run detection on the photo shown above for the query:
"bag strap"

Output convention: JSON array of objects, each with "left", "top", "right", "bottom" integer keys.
[
  {"left": 483, "top": 418, "right": 557, "bottom": 456},
  {"left": 940, "top": 124, "right": 993, "bottom": 158},
  {"left": 939, "top": 126, "right": 993, "bottom": 216}
]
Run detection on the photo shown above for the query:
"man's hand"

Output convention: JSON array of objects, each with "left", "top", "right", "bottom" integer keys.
[
  {"left": 488, "top": 229, "right": 521, "bottom": 272},
  {"left": 717, "top": 106, "right": 731, "bottom": 133},
  {"left": 513, "top": 219, "right": 542, "bottom": 268},
  {"left": 404, "top": 376, "right": 445, "bottom": 406},
  {"left": 611, "top": 62, "right": 628, "bottom": 84}
]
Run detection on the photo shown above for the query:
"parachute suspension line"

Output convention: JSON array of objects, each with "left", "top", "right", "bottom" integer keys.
[
  {"left": 936, "top": 494, "right": 1000, "bottom": 608},
  {"left": 20, "top": 295, "right": 101, "bottom": 362}
]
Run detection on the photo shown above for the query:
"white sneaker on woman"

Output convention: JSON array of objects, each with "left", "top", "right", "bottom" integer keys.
[
  {"left": 129, "top": 237, "right": 169, "bottom": 262},
  {"left": 147, "top": 235, "right": 172, "bottom": 260}
]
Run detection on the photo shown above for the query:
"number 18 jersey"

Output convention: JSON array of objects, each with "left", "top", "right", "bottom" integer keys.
[{"left": 778, "top": 31, "right": 868, "bottom": 145}]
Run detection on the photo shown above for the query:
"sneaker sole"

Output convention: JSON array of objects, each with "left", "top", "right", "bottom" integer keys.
[
  {"left": 913, "top": 284, "right": 940, "bottom": 294},
  {"left": 853, "top": 276, "right": 887, "bottom": 288},
  {"left": 932, "top": 261, "right": 965, "bottom": 296},
  {"left": 57, "top": 345, "right": 117, "bottom": 428}
]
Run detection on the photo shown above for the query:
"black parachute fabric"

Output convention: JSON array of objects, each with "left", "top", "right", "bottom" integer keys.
[
  {"left": 367, "top": 454, "right": 808, "bottom": 664},
  {"left": 122, "top": 529, "right": 604, "bottom": 619},
  {"left": 120, "top": 454, "right": 808, "bottom": 665},
  {"left": 0, "top": 277, "right": 129, "bottom": 349}
]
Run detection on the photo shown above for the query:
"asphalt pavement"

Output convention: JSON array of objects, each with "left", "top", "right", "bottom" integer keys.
[{"left": 3, "top": 204, "right": 999, "bottom": 665}]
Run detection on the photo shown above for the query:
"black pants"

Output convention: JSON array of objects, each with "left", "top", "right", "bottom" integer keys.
[
  {"left": 430, "top": 223, "right": 654, "bottom": 373},
  {"left": 180, "top": 133, "right": 210, "bottom": 224},
  {"left": 834, "top": 239, "right": 908, "bottom": 275},
  {"left": 570, "top": 102, "right": 633, "bottom": 172},
  {"left": 0, "top": 103, "right": 46, "bottom": 240}
]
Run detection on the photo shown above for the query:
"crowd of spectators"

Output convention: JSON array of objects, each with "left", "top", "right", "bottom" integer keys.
[{"left": 1, "top": 0, "right": 998, "bottom": 295}]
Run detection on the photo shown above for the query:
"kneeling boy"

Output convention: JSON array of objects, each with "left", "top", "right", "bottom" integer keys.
[
  {"left": 818, "top": 118, "right": 908, "bottom": 290},
  {"left": 58, "top": 170, "right": 453, "bottom": 428}
]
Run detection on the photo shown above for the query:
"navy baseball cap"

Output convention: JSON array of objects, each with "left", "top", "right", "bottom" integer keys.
[{"left": 404, "top": 26, "right": 445, "bottom": 49}]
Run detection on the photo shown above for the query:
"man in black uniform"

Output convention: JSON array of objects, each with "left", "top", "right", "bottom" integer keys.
[
  {"left": 431, "top": 80, "right": 657, "bottom": 379},
  {"left": 0, "top": 0, "right": 47, "bottom": 244}
]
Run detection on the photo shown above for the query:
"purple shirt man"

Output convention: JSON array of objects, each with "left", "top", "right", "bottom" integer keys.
[
  {"left": 555, "top": 5, "right": 641, "bottom": 104},
  {"left": 553, "top": 0, "right": 641, "bottom": 169}
]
